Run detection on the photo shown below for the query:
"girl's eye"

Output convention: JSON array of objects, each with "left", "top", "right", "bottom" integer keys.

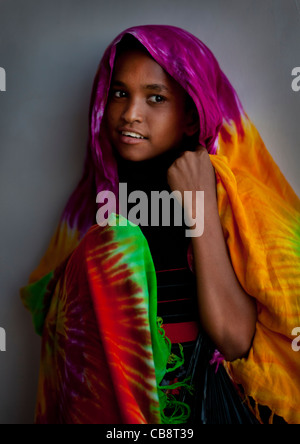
[
  {"left": 112, "top": 90, "right": 127, "bottom": 98},
  {"left": 148, "top": 95, "right": 166, "bottom": 104}
]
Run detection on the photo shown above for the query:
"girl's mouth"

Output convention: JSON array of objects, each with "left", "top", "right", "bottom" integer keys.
[
  {"left": 120, "top": 131, "right": 146, "bottom": 139},
  {"left": 118, "top": 130, "right": 148, "bottom": 144}
]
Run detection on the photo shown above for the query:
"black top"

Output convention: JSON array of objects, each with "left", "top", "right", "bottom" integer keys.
[{"left": 116, "top": 149, "right": 199, "bottom": 337}]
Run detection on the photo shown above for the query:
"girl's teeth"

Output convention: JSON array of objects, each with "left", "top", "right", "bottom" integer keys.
[{"left": 122, "top": 131, "right": 145, "bottom": 139}]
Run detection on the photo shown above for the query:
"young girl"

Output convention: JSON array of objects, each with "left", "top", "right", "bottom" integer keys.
[{"left": 21, "top": 25, "right": 300, "bottom": 424}]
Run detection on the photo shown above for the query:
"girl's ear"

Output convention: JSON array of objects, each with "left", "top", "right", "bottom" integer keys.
[{"left": 184, "top": 108, "right": 200, "bottom": 137}]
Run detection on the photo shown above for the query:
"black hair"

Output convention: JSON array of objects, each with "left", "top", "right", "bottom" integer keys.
[{"left": 116, "top": 34, "right": 150, "bottom": 59}]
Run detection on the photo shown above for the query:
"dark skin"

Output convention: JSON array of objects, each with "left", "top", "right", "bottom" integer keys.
[{"left": 105, "top": 48, "right": 257, "bottom": 361}]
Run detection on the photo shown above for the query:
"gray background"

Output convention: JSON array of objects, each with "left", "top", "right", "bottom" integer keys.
[{"left": 0, "top": 0, "right": 299, "bottom": 424}]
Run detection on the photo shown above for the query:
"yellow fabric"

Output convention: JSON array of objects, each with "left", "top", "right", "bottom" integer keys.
[
  {"left": 209, "top": 116, "right": 300, "bottom": 424},
  {"left": 28, "top": 222, "right": 80, "bottom": 285}
]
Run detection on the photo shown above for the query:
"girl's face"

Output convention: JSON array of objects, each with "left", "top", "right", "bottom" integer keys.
[{"left": 105, "top": 48, "right": 197, "bottom": 162}]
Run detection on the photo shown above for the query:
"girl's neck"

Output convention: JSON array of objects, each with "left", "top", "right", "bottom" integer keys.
[
  {"left": 115, "top": 147, "right": 191, "bottom": 244},
  {"left": 116, "top": 148, "right": 181, "bottom": 192}
]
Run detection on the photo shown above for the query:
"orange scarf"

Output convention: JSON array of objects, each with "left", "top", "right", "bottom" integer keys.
[{"left": 209, "top": 116, "right": 300, "bottom": 424}]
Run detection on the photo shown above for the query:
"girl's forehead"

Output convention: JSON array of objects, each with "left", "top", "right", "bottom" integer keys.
[
  {"left": 112, "top": 48, "right": 186, "bottom": 95},
  {"left": 113, "top": 48, "right": 161, "bottom": 74}
]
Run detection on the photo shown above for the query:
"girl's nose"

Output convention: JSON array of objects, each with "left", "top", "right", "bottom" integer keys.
[{"left": 121, "top": 99, "right": 143, "bottom": 123}]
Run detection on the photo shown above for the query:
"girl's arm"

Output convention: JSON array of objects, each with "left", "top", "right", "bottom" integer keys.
[{"left": 167, "top": 146, "right": 257, "bottom": 361}]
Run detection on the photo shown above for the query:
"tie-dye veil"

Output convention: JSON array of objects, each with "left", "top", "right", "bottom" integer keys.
[{"left": 21, "top": 25, "right": 300, "bottom": 424}]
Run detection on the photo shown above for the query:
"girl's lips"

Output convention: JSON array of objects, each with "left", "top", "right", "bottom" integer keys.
[{"left": 118, "top": 133, "right": 148, "bottom": 145}]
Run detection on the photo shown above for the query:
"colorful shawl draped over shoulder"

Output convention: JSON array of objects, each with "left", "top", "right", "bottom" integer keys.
[{"left": 20, "top": 25, "right": 300, "bottom": 424}]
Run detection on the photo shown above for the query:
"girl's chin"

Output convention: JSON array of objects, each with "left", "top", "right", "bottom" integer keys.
[
  {"left": 115, "top": 147, "right": 157, "bottom": 163},
  {"left": 113, "top": 144, "right": 181, "bottom": 164}
]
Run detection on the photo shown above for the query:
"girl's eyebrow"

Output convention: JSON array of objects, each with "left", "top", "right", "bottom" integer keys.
[
  {"left": 111, "top": 80, "right": 169, "bottom": 92},
  {"left": 144, "top": 83, "right": 169, "bottom": 92}
]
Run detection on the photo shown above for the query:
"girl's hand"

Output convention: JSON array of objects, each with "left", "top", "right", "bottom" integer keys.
[{"left": 167, "top": 145, "right": 217, "bottom": 221}]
